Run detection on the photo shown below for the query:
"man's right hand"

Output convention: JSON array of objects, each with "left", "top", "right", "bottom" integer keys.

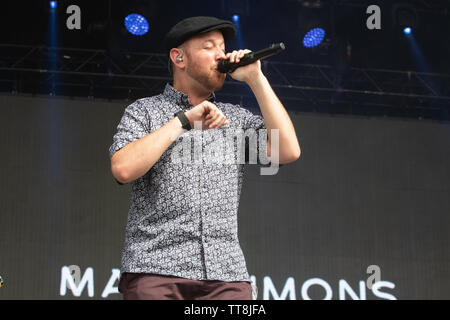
[{"left": 185, "top": 101, "right": 229, "bottom": 130}]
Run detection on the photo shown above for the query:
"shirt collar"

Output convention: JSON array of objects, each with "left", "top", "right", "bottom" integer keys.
[{"left": 163, "top": 83, "right": 216, "bottom": 110}]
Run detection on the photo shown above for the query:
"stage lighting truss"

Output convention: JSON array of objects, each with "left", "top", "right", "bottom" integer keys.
[{"left": 0, "top": 44, "right": 449, "bottom": 120}]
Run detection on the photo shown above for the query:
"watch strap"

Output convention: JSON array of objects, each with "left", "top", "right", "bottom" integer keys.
[{"left": 174, "top": 110, "right": 192, "bottom": 130}]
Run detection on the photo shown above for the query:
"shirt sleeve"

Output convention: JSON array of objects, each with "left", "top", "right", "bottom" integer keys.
[{"left": 109, "top": 100, "right": 151, "bottom": 184}]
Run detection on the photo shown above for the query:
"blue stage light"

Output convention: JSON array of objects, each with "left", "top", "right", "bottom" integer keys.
[
  {"left": 124, "top": 14, "right": 149, "bottom": 36},
  {"left": 50, "top": 1, "right": 57, "bottom": 9},
  {"left": 303, "top": 27, "right": 325, "bottom": 48},
  {"left": 403, "top": 27, "right": 411, "bottom": 35},
  {"left": 232, "top": 15, "right": 239, "bottom": 22}
]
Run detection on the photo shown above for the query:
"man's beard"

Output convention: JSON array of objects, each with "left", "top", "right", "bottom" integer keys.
[{"left": 186, "top": 62, "right": 226, "bottom": 92}]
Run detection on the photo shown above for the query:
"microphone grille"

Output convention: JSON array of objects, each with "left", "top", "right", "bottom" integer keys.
[{"left": 217, "top": 60, "right": 229, "bottom": 73}]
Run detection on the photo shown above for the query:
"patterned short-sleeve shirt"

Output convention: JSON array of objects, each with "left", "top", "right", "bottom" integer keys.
[{"left": 109, "top": 83, "right": 272, "bottom": 282}]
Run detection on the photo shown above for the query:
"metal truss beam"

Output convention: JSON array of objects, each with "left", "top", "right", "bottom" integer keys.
[{"left": 1, "top": 44, "right": 449, "bottom": 120}]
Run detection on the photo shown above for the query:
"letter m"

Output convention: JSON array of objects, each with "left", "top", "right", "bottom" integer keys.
[
  {"left": 263, "top": 276, "right": 296, "bottom": 300},
  {"left": 60, "top": 266, "right": 94, "bottom": 297}
]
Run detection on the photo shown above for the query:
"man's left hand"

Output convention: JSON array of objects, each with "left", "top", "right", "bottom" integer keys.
[{"left": 225, "top": 49, "right": 262, "bottom": 84}]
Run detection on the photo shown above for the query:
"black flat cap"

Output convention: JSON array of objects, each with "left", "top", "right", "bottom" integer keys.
[{"left": 164, "top": 16, "right": 236, "bottom": 52}]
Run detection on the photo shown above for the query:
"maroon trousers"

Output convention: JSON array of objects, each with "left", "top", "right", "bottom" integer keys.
[{"left": 119, "top": 273, "right": 253, "bottom": 300}]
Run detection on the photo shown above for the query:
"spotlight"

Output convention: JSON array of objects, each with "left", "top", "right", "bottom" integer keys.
[
  {"left": 49, "top": 1, "right": 57, "bottom": 9},
  {"left": 124, "top": 14, "right": 149, "bottom": 36},
  {"left": 303, "top": 27, "right": 326, "bottom": 48},
  {"left": 232, "top": 15, "right": 239, "bottom": 22},
  {"left": 393, "top": 3, "right": 418, "bottom": 35}
]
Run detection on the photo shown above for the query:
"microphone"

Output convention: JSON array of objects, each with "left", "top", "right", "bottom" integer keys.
[{"left": 217, "top": 42, "right": 286, "bottom": 73}]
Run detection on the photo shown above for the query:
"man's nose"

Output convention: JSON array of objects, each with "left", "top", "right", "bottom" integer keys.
[{"left": 216, "top": 49, "right": 226, "bottom": 60}]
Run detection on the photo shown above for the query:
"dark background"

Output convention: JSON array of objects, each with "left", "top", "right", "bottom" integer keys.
[
  {"left": 3, "top": 0, "right": 450, "bottom": 71},
  {"left": 0, "top": 0, "right": 449, "bottom": 299},
  {"left": 0, "top": 94, "right": 449, "bottom": 299}
]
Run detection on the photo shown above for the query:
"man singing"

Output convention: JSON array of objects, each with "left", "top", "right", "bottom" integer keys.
[{"left": 109, "top": 16, "right": 300, "bottom": 300}]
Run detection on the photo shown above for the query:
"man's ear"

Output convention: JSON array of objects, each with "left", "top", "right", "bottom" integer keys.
[{"left": 169, "top": 48, "right": 185, "bottom": 70}]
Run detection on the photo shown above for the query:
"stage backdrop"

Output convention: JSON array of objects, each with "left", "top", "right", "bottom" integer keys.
[{"left": 1, "top": 93, "right": 450, "bottom": 300}]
